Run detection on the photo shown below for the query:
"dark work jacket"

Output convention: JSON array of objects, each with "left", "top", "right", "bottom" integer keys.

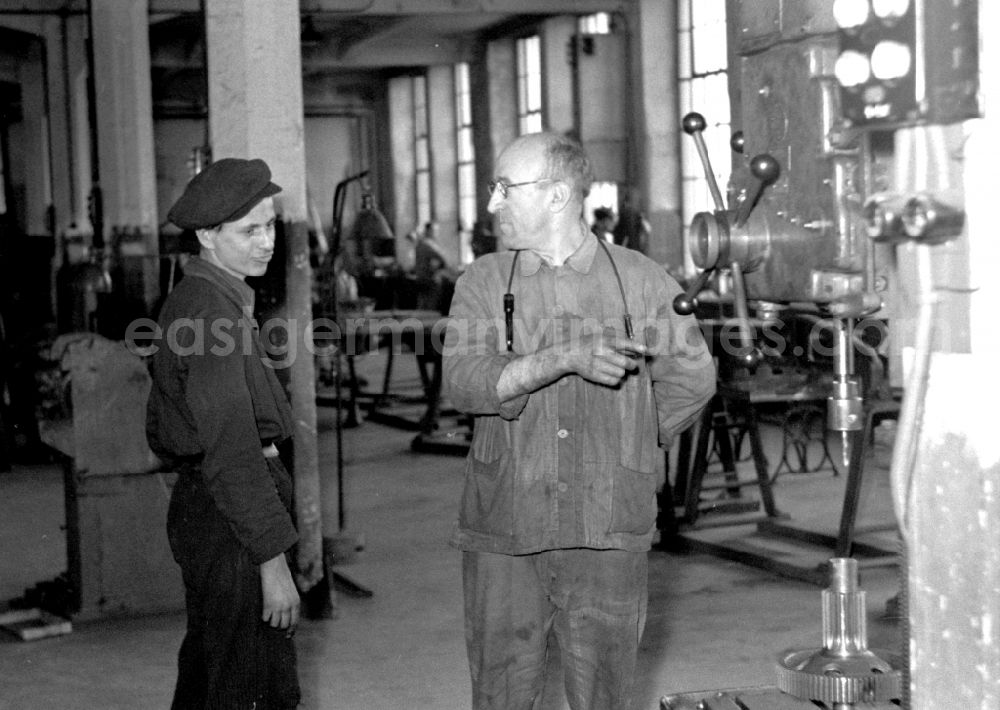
[{"left": 146, "top": 256, "right": 298, "bottom": 564}]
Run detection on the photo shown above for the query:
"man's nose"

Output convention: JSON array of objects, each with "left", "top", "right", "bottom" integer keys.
[
  {"left": 259, "top": 226, "right": 276, "bottom": 248},
  {"left": 487, "top": 190, "right": 502, "bottom": 214}
]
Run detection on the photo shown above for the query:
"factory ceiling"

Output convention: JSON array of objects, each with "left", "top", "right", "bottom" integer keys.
[{"left": 0, "top": 0, "right": 628, "bottom": 71}]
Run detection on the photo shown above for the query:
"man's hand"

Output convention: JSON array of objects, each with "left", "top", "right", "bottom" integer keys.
[
  {"left": 260, "top": 553, "right": 300, "bottom": 631},
  {"left": 562, "top": 332, "right": 646, "bottom": 387},
  {"left": 497, "top": 333, "right": 647, "bottom": 402}
]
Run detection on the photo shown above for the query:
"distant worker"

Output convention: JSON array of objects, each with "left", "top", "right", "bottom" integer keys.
[
  {"left": 414, "top": 221, "right": 459, "bottom": 312},
  {"left": 590, "top": 206, "right": 617, "bottom": 243},
  {"left": 147, "top": 158, "right": 301, "bottom": 710},
  {"left": 470, "top": 220, "right": 498, "bottom": 260},
  {"left": 613, "top": 187, "right": 652, "bottom": 253}
]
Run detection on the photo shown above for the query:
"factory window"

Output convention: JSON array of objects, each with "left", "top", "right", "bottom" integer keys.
[
  {"left": 455, "top": 62, "right": 476, "bottom": 264},
  {"left": 678, "top": 0, "right": 731, "bottom": 228},
  {"left": 578, "top": 13, "right": 611, "bottom": 35},
  {"left": 413, "top": 74, "right": 432, "bottom": 229},
  {"left": 516, "top": 35, "right": 543, "bottom": 134}
]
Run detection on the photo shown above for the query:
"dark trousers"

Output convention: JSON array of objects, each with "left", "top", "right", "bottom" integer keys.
[
  {"left": 167, "top": 471, "right": 299, "bottom": 710},
  {"left": 463, "top": 548, "right": 648, "bottom": 710}
]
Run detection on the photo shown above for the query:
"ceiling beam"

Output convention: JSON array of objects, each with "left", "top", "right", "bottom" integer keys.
[
  {"left": 0, "top": 0, "right": 627, "bottom": 16},
  {"left": 301, "top": 0, "right": 628, "bottom": 13},
  {"left": 307, "top": 38, "right": 471, "bottom": 68},
  {"left": 0, "top": 0, "right": 86, "bottom": 14},
  {"left": 147, "top": 0, "right": 627, "bottom": 16}
]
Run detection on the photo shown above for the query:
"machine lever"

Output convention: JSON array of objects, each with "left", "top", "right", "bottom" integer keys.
[
  {"left": 682, "top": 112, "right": 727, "bottom": 212},
  {"left": 729, "top": 260, "right": 762, "bottom": 369},
  {"left": 672, "top": 268, "right": 713, "bottom": 316},
  {"left": 734, "top": 154, "right": 780, "bottom": 228}
]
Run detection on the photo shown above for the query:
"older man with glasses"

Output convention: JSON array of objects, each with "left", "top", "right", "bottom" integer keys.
[{"left": 443, "top": 132, "right": 716, "bottom": 710}]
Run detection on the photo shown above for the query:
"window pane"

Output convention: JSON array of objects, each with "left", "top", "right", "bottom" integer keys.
[
  {"left": 457, "top": 128, "right": 472, "bottom": 163},
  {"left": 692, "top": 0, "right": 728, "bottom": 74},
  {"left": 516, "top": 35, "right": 544, "bottom": 132},
  {"left": 678, "top": 0, "right": 730, "bottom": 269},
  {"left": 416, "top": 172, "right": 431, "bottom": 226},
  {"left": 526, "top": 37, "right": 540, "bottom": 77},
  {"left": 579, "top": 13, "right": 610, "bottom": 35},
  {"left": 414, "top": 75, "right": 428, "bottom": 134},
  {"left": 415, "top": 137, "right": 429, "bottom": 171},
  {"left": 455, "top": 63, "right": 472, "bottom": 125},
  {"left": 692, "top": 0, "right": 726, "bottom": 29},
  {"left": 527, "top": 71, "right": 542, "bottom": 111}
]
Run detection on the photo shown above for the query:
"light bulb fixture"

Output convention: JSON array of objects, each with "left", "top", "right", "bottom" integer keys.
[
  {"left": 833, "top": 0, "right": 871, "bottom": 30},
  {"left": 872, "top": 0, "right": 910, "bottom": 21},
  {"left": 834, "top": 50, "right": 872, "bottom": 88},
  {"left": 835, "top": 0, "right": 979, "bottom": 129},
  {"left": 870, "top": 40, "right": 912, "bottom": 81}
]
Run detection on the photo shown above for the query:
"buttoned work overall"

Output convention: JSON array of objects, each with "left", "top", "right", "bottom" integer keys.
[{"left": 444, "top": 236, "right": 716, "bottom": 709}]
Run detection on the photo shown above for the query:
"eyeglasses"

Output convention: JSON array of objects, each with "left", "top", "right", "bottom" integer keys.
[{"left": 487, "top": 178, "right": 552, "bottom": 199}]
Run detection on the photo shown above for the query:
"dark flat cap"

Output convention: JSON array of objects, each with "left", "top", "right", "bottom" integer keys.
[{"left": 168, "top": 157, "right": 281, "bottom": 230}]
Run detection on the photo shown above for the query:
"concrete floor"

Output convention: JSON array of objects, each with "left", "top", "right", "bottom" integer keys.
[{"left": 0, "top": 352, "right": 904, "bottom": 710}]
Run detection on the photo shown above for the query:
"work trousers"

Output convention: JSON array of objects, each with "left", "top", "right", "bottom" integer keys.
[
  {"left": 463, "top": 548, "right": 648, "bottom": 710},
  {"left": 167, "top": 466, "right": 300, "bottom": 710}
]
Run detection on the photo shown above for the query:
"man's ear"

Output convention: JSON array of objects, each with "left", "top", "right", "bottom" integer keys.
[
  {"left": 195, "top": 227, "right": 217, "bottom": 251},
  {"left": 547, "top": 181, "right": 572, "bottom": 214}
]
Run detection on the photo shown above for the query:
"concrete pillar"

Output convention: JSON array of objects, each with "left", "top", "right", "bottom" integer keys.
[
  {"left": 90, "top": 0, "right": 159, "bottom": 315},
  {"left": 427, "top": 65, "right": 458, "bottom": 264},
  {"left": 469, "top": 48, "right": 495, "bottom": 226},
  {"left": 19, "top": 41, "right": 49, "bottom": 237},
  {"left": 968, "top": 3, "right": 999, "bottom": 358},
  {"left": 471, "top": 37, "right": 519, "bottom": 231},
  {"left": 388, "top": 76, "right": 416, "bottom": 264},
  {"left": 204, "top": 0, "right": 323, "bottom": 590},
  {"left": 70, "top": 19, "right": 92, "bottom": 234},
  {"left": 42, "top": 14, "right": 77, "bottom": 239},
  {"left": 90, "top": 1, "right": 158, "bottom": 240},
  {"left": 542, "top": 16, "right": 576, "bottom": 134},
  {"left": 485, "top": 39, "right": 518, "bottom": 162},
  {"left": 627, "top": 0, "right": 682, "bottom": 267},
  {"left": 904, "top": 5, "right": 999, "bottom": 709}
]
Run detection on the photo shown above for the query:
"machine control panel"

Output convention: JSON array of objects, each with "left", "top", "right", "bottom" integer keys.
[{"left": 834, "top": 0, "right": 980, "bottom": 128}]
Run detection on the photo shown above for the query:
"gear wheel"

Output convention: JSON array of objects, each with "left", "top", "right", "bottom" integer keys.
[{"left": 775, "top": 558, "right": 901, "bottom": 706}]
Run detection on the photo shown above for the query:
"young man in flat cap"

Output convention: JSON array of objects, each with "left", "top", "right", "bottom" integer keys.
[{"left": 147, "top": 157, "right": 301, "bottom": 709}]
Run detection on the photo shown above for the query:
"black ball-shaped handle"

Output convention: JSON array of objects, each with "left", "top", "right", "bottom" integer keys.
[
  {"left": 749, "top": 153, "right": 780, "bottom": 185},
  {"left": 736, "top": 347, "right": 763, "bottom": 370},
  {"left": 673, "top": 269, "right": 713, "bottom": 316},
  {"left": 682, "top": 112, "right": 706, "bottom": 135},
  {"left": 673, "top": 292, "right": 697, "bottom": 315},
  {"left": 730, "top": 131, "right": 745, "bottom": 154}
]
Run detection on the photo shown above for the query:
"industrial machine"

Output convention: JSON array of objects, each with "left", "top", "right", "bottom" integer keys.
[
  {"left": 663, "top": 0, "right": 980, "bottom": 586},
  {"left": 666, "top": 63, "right": 898, "bottom": 579},
  {"left": 661, "top": 558, "right": 902, "bottom": 709},
  {"left": 663, "top": 0, "right": 994, "bottom": 708}
]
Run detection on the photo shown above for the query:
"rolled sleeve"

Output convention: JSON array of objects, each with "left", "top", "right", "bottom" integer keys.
[
  {"left": 443, "top": 265, "right": 528, "bottom": 419},
  {"left": 646, "top": 288, "right": 716, "bottom": 447}
]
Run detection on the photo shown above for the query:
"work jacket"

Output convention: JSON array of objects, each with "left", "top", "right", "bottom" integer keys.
[
  {"left": 443, "top": 235, "right": 716, "bottom": 555},
  {"left": 146, "top": 256, "right": 297, "bottom": 564}
]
